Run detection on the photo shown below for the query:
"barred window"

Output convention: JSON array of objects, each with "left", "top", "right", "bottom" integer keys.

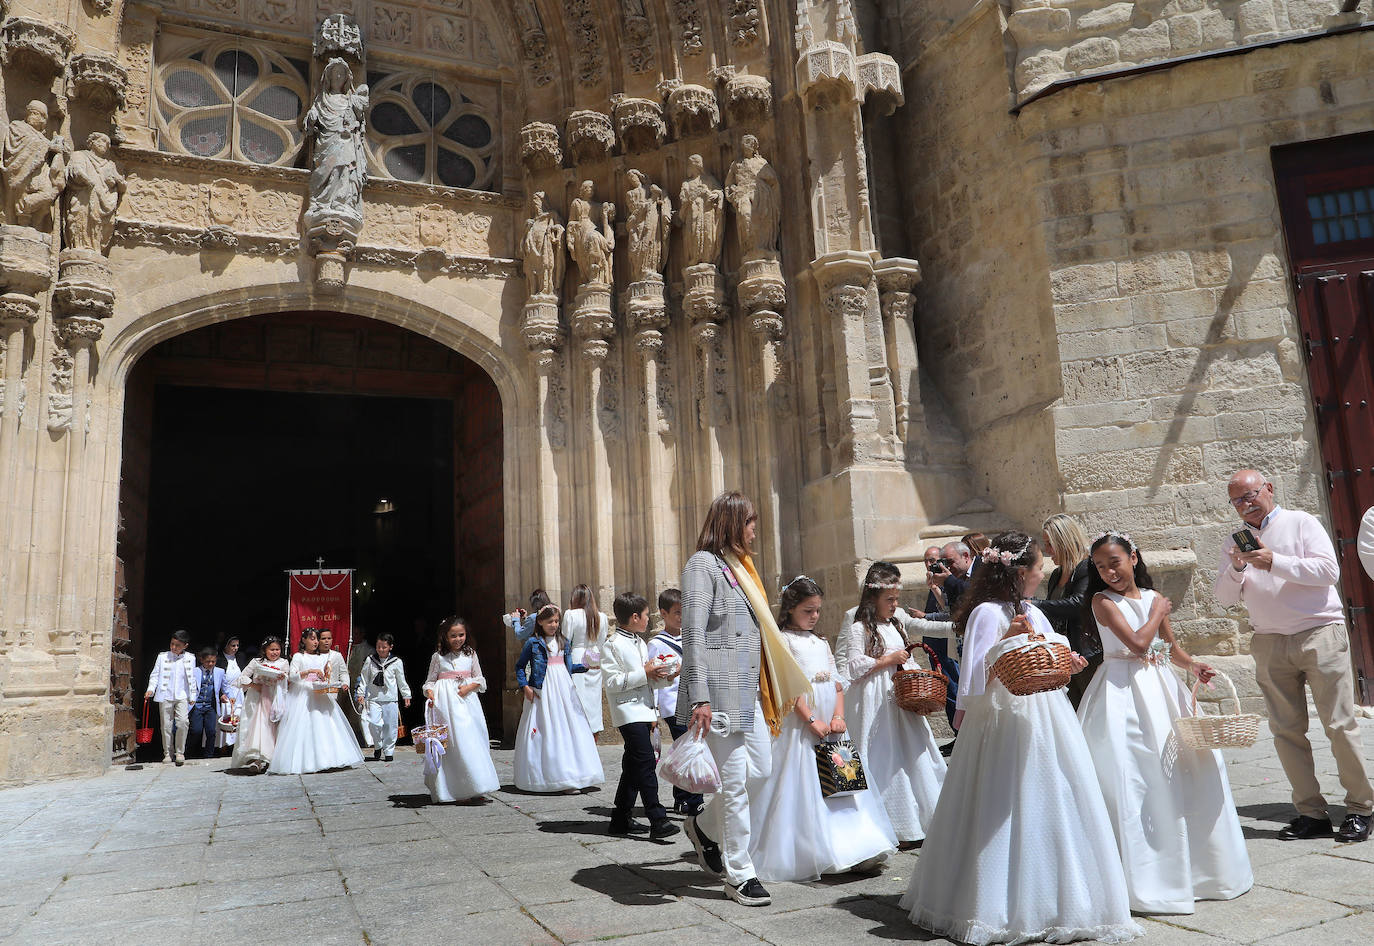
[
  {"left": 155, "top": 32, "right": 309, "bottom": 167},
  {"left": 1307, "top": 187, "right": 1374, "bottom": 246},
  {"left": 365, "top": 71, "right": 497, "bottom": 191}
]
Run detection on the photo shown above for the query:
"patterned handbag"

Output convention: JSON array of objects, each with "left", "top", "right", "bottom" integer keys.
[{"left": 814, "top": 738, "right": 868, "bottom": 798}]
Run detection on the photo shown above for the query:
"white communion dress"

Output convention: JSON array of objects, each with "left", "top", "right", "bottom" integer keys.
[
  {"left": 1078, "top": 589, "right": 1253, "bottom": 914},
  {"left": 514, "top": 636, "right": 604, "bottom": 792},
  {"left": 565, "top": 608, "right": 610, "bottom": 735},
  {"left": 230, "top": 657, "right": 288, "bottom": 767},
  {"left": 269, "top": 652, "right": 364, "bottom": 774},
  {"left": 839, "top": 620, "right": 947, "bottom": 843},
  {"left": 747, "top": 629, "right": 897, "bottom": 882},
  {"left": 902, "top": 603, "right": 1140, "bottom": 945},
  {"left": 423, "top": 651, "right": 501, "bottom": 802}
]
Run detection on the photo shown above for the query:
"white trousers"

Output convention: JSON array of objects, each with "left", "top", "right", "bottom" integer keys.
[
  {"left": 159, "top": 698, "right": 189, "bottom": 757},
  {"left": 701, "top": 700, "right": 771, "bottom": 886},
  {"left": 364, "top": 700, "right": 399, "bottom": 755}
]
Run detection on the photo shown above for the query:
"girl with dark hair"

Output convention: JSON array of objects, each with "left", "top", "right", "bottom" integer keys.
[
  {"left": 902, "top": 532, "right": 1140, "bottom": 945},
  {"left": 231, "top": 636, "right": 288, "bottom": 774},
  {"left": 746, "top": 577, "right": 897, "bottom": 881},
  {"left": 838, "top": 562, "right": 949, "bottom": 845},
  {"left": 566, "top": 583, "right": 612, "bottom": 735},
  {"left": 1078, "top": 532, "right": 1252, "bottom": 913},
  {"left": 513, "top": 605, "right": 604, "bottom": 793},
  {"left": 422, "top": 617, "right": 499, "bottom": 803},
  {"left": 270, "top": 626, "right": 364, "bottom": 775},
  {"left": 504, "top": 588, "right": 552, "bottom": 645}
]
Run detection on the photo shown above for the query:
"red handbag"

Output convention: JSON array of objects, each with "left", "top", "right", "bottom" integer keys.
[{"left": 136, "top": 699, "right": 154, "bottom": 745}]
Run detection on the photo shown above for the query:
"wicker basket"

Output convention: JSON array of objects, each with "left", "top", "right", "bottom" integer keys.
[
  {"left": 412, "top": 701, "right": 449, "bottom": 754},
  {"left": 991, "top": 628, "right": 1075, "bottom": 696},
  {"left": 1174, "top": 670, "right": 1261, "bottom": 750},
  {"left": 893, "top": 640, "right": 949, "bottom": 715}
]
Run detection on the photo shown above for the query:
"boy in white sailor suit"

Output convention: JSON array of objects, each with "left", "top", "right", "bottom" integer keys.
[
  {"left": 355, "top": 632, "right": 412, "bottom": 761},
  {"left": 143, "top": 629, "right": 197, "bottom": 765},
  {"left": 603, "top": 592, "right": 681, "bottom": 840}
]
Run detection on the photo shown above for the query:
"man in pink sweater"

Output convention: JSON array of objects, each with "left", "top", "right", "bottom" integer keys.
[{"left": 1214, "top": 469, "right": 1372, "bottom": 843}]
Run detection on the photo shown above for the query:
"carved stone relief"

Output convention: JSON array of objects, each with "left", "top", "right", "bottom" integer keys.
[
  {"left": 302, "top": 48, "right": 369, "bottom": 292},
  {"left": 724, "top": 74, "right": 773, "bottom": 125},
  {"left": 673, "top": 0, "right": 705, "bottom": 55},
  {"left": 619, "top": 0, "right": 656, "bottom": 75},
  {"left": 564, "top": 0, "right": 605, "bottom": 87},
  {"left": 46, "top": 344, "right": 74, "bottom": 433},
  {"left": 520, "top": 122, "right": 562, "bottom": 172},
  {"left": 62, "top": 135, "right": 126, "bottom": 255},
  {"left": 668, "top": 85, "right": 719, "bottom": 139},
  {"left": 2, "top": 101, "right": 67, "bottom": 232},
  {"left": 566, "top": 111, "right": 615, "bottom": 165},
  {"left": 314, "top": 11, "right": 365, "bottom": 59},
  {"left": 729, "top": 0, "right": 762, "bottom": 47},
  {"left": 613, "top": 98, "right": 666, "bottom": 155},
  {"left": 0, "top": 16, "right": 75, "bottom": 77},
  {"left": 511, "top": 1, "right": 555, "bottom": 87},
  {"left": 725, "top": 135, "right": 781, "bottom": 259},
  {"left": 69, "top": 53, "right": 129, "bottom": 113}
]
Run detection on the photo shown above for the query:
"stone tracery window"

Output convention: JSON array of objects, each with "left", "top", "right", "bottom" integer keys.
[
  {"left": 365, "top": 70, "right": 497, "bottom": 191},
  {"left": 154, "top": 30, "right": 309, "bottom": 166}
]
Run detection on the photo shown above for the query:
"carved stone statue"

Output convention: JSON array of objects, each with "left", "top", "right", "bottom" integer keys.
[
  {"left": 678, "top": 153, "right": 724, "bottom": 267},
  {"left": 566, "top": 180, "right": 615, "bottom": 287},
  {"left": 522, "top": 190, "right": 565, "bottom": 297},
  {"left": 624, "top": 169, "right": 672, "bottom": 282},
  {"left": 725, "top": 134, "right": 781, "bottom": 258},
  {"left": 302, "top": 57, "right": 368, "bottom": 222},
  {"left": 2, "top": 101, "right": 68, "bottom": 230},
  {"left": 62, "top": 133, "right": 125, "bottom": 254}
]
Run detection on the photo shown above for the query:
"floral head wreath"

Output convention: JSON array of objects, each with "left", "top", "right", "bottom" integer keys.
[
  {"left": 785, "top": 574, "right": 815, "bottom": 589},
  {"left": 1093, "top": 530, "right": 1136, "bottom": 552},
  {"left": 980, "top": 538, "right": 1033, "bottom": 568},
  {"left": 865, "top": 580, "right": 903, "bottom": 589}
]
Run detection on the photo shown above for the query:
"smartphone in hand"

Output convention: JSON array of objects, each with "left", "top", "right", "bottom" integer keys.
[{"left": 1232, "top": 529, "right": 1260, "bottom": 553}]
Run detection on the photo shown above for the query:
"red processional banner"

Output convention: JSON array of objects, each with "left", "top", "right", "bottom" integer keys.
[{"left": 286, "top": 569, "right": 353, "bottom": 657}]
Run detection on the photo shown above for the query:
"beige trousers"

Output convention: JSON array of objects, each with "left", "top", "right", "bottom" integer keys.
[
  {"left": 159, "top": 698, "right": 190, "bottom": 758},
  {"left": 1251, "top": 622, "right": 1374, "bottom": 818}
]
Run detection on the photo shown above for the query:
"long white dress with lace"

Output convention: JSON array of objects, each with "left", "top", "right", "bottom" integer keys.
[
  {"left": 746, "top": 629, "right": 897, "bottom": 881},
  {"left": 423, "top": 651, "right": 501, "bottom": 802},
  {"left": 901, "top": 602, "right": 1140, "bottom": 945},
  {"left": 838, "top": 620, "right": 947, "bottom": 842},
  {"left": 1078, "top": 589, "right": 1252, "bottom": 913},
  {"left": 269, "top": 652, "right": 364, "bottom": 774},
  {"left": 565, "top": 608, "right": 610, "bottom": 734},
  {"left": 513, "top": 636, "right": 604, "bottom": 792},
  {"left": 230, "top": 657, "right": 288, "bottom": 767}
]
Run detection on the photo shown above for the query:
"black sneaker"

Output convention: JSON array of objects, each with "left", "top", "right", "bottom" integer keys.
[
  {"left": 1278, "top": 815, "right": 1334, "bottom": 840},
  {"left": 372, "top": 749, "right": 382, "bottom": 762},
  {"left": 725, "top": 877, "right": 770, "bottom": 906},
  {"left": 649, "top": 819, "right": 681, "bottom": 841},
  {"left": 684, "top": 815, "right": 724, "bottom": 876},
  {"left": 608, "top": 818, "right": 648, "bottom": 836},
  {"left": 939, "top": 738, "right": 956, "bottom": 757},
  {"left": 1336, "top": 813, "right": 1371, "bottom": 843}
]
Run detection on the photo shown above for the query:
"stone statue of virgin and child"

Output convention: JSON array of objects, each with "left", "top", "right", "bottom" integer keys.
[{"left": 302, "top": 57, "right": 369, "bottom": 228}]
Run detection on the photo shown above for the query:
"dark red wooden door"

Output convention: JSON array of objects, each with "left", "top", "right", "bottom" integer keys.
[{"left": 1275, "top": 133, "right": 1374, "bottom": 702}]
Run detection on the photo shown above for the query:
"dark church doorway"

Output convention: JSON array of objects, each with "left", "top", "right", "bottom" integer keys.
[{"left": 115, "top": 311, "right": 504, "bottom": 760}]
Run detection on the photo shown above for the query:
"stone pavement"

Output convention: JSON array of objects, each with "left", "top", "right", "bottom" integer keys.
[{"left": 3, "top": 714, "right": 1373, "bottom": 946}]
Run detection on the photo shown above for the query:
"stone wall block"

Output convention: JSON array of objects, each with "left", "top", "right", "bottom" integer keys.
[
  {"left": 1076, "top": 3, "right": 1135, "bottom": 33},
  {"left": 1008, "top": 7, "right": 1072, "bottom": 46},
  {"left": 1050, "top": 261, "right": 1117, "bottom": 303},
  {"left": 1059, "top": 323, "right": 1169, "bottom": 360},
  {"left": 1118, "top": 250, "right": 1195, "bottom": 294},
  {"left": 1236, "top": 0, "right": 1280, "bottom": 39},
  {"left": 1202, "top": 436, "right": 1300, "bottom": 479},
  {"left": 1119, "top": 21, "right": 1173, "bottom": 63},
  {"left": 1064, "top": 37, "right": 1121, "bottom": 73},
  {"left": 1061, "top": 356, "right": 1127, "bottom": 404},
  {"left": 1168, "top": 14, "right": 1204, "bottom": 52},
  {"left": 1055, "top": 298, "right": 1133, "bottom": 332},
  {"left": 1214, "top": 411, "right": 1269, "bottom": 440},
  {"left": 1190, "top": 248, "right": 1232, "bottom": 287},
  {"left": 1204, "top": 350, "right": 1283, "bottom": 389},
  {"left": 1059, "top": 444, "right": 1205, "bottom": 492},
  {"left": 1122, "top": 347, "right": 1202, "bottom": 397},
  {"left": 1130, "top": 287, "right": 1219, "bottom": 324}
]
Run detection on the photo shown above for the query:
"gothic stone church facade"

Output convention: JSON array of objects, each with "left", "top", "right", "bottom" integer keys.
[{"left": 2, "top": 0, "right": 1373, "bottom": 784}]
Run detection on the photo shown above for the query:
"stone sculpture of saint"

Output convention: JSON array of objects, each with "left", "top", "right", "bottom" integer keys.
[
  {"left": 63, "top": 133, "right": 126, "bottom": 255},
  {"left": 2, "top": 100, "right": 68, "bottom": 231},
  {"left": 566, "top": 180, "right": 615, "bottom": 287},
  {"left": 725, "top": 134, "right": 781, "bottom": 258},
  {"left": 678, "top": 153, "right": 724, "bottom": 268},
  {"left": 302, "top": 57, "right": 369, "bottom": 221},
  {"left": 522, "top": 190, "right": 565, "bottom": 297},
  {"left": 625, "top": 169, "right": 672, "bottom": 283}
]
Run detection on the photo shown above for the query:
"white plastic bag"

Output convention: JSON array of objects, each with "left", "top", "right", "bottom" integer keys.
[{"left": 657, "top": 728, "right": 721, "bottom": 795}]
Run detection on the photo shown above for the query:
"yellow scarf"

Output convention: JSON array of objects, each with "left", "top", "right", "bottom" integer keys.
[{"left": 723, "top": 551, "right": 812, "bottom": 737}]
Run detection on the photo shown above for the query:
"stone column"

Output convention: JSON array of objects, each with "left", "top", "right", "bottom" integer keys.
[
  {"left": 740, "top": 260, "right": 788, "bottom": 594},
  {"left": 51, "top": 315, "right": 104, "bottom": 655},
  {"left": 522, "top": 296, "right": 566, "bottom": 605},
  {"left": 0, "top": 227, "right": 54, "bottom": 649},
  {"left": 812, "top": 251, "right": 884, "bottom": 466},
  {"left": 573, "top": 285, "right": 616, "bottom": 602},
  {"left": 874, "top": 257, "right": 925, "bottom": 455},
  {"left": 630, "top": 286, "right": 679, "bottom": 594}
]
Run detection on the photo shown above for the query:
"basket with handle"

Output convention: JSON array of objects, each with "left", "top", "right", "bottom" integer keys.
[
  {"left": 893, "top": 640, "right": 949, "bottom": 715},
  {"left": 411, "top": 700, "right": 448, "bottom": 755},
  {"left": 135, "top": 699, "right": 154, "bottom": 745},
  {"left": 990, "top": 618, "right": 1075, "bottom": 696},
  {"left": 1173, "top": 669, "right": 1261, "bottom": 750}
]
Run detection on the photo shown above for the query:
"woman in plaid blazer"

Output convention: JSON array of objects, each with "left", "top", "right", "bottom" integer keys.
[{"left": 679, "top": 491, "right": 773, "bottom": 907}]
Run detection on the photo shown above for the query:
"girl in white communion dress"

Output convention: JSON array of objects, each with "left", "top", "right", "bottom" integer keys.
[{"left": 901, "top": 531, "right": 1140, "bottom": 945}]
